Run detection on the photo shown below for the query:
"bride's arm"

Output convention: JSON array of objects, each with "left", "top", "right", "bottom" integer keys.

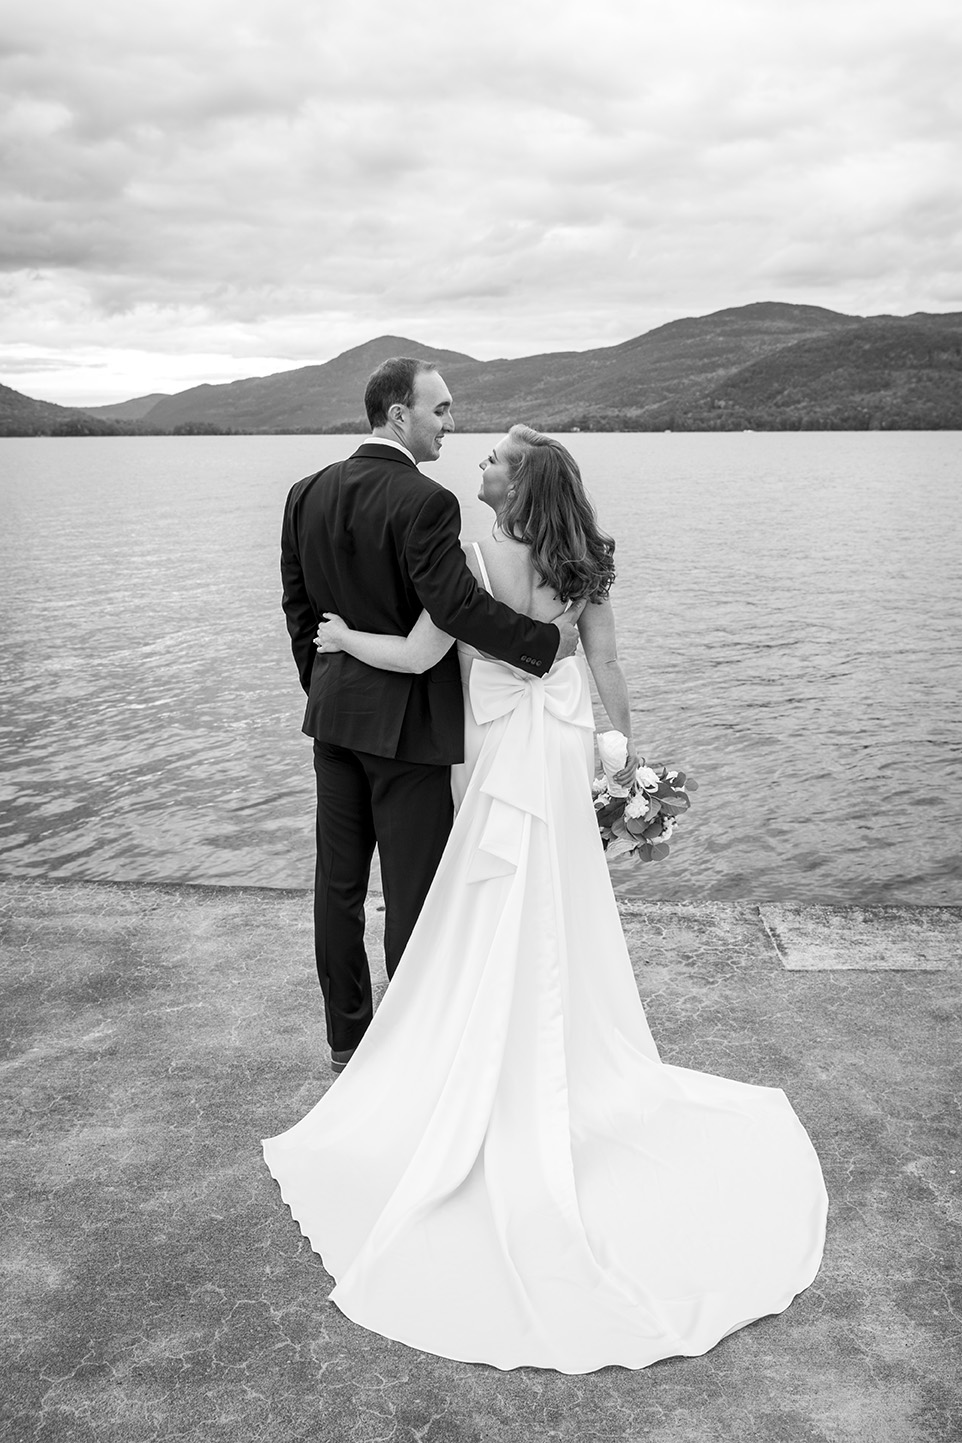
[
  {"left": 577, "top": 597, "right": 640, "bottom": 784},
  {"left": 315, "top": 608, "right": 454, "bottom": 675}
]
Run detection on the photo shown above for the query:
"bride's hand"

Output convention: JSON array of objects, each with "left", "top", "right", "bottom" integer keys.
[
  {"left": 315, "top": 613, "right": 351, "bottom": 653},
  {"left": 614, "top": 742, "right": 641, "bottom": 790}
]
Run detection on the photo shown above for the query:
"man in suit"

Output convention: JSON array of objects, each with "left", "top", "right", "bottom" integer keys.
[{"left": 281, "top": 357, "right": 582, "bottom": 1072}]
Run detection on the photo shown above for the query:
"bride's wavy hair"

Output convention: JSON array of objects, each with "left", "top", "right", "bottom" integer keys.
[{"left": 497, "top": 425, "right": 615, "bottom": 603}]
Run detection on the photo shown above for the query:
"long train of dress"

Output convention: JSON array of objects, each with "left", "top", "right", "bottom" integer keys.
[{"left": 263, "top": 648, "right": 827, "bottom": 1373}]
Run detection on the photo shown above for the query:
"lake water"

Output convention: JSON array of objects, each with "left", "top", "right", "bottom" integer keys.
[{"left": 1, "top": 431, "right": 960, "bottom": 905}]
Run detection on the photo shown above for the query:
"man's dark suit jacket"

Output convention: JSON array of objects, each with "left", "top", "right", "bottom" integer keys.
[{"left": 280, "top": 442, "right": 560, "bottom": 766}]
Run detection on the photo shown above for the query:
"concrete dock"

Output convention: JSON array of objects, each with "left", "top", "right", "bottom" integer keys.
[{"left": 2, "top": 878, "right": 960, "bottom": 1443}]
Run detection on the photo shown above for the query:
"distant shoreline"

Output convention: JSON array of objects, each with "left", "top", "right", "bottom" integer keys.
[
  {"left": 5, "top": 301, "right": 962, "bottom": 436},
  {"left": 4, "top": 424, "right": 962, "bottom": 438}
]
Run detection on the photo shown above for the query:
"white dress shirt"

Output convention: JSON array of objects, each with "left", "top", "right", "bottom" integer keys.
[{"left": 361, "top": 435, "right": 417, "bottom": 466}]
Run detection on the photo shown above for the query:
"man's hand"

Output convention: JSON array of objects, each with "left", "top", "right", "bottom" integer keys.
[{"left": 553, "top": 600, "right": 586, "bottom": 660}]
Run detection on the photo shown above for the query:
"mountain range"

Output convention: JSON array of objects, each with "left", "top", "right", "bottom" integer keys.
[{"left": 3, "top": 301, "right": 961, "bottom": 436}]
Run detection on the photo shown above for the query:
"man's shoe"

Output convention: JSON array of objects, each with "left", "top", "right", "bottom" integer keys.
[{"left": 331, "top": 1048, "right": 355, "bottom": 1074}]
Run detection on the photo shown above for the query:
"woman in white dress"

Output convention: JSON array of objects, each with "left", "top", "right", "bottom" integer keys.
[{"left": 263, "top": 425, "right": 827, "bottom": 1374}]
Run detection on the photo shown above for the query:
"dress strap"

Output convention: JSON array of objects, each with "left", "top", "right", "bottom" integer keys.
[{"left": 472, "top": 541, "right": 493, "bottom": 595}]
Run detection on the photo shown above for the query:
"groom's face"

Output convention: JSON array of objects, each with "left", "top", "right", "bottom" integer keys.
[{"left": 401, "top": 370, "right": 455, "bottom": 463}]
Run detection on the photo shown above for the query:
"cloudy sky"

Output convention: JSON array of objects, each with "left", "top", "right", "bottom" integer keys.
[{"left": 2, "top": 0, "right": 960, "bottom": 406}]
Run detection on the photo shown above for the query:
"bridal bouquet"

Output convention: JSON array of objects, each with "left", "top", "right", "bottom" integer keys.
[{"left": 593, "top": 730, "right": 696, "bottom": 863}]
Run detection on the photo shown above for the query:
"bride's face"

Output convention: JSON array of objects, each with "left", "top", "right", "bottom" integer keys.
[{"left": 478, "top": 438, "right": 514, "bottom": 512}]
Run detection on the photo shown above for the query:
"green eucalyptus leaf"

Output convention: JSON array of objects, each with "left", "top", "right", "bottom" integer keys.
[{"left": 596, "top": 800, "right": 625, "bottom": 827}]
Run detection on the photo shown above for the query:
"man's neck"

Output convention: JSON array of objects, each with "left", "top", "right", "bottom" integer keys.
[{"left": 366, "top": 431, "right": 417, "bottom": 465}]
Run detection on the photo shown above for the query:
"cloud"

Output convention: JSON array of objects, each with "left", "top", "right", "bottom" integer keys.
[
  {"left": 2, "top": 0, "right": 960, "bottom": 402},
  {"left": 0, "top": 350, "right": 104, "bottom": 374}
]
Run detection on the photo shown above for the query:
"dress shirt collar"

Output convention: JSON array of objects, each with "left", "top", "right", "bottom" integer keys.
[{"left": 359, "top": 434, "right": 417, "bottom": 466}]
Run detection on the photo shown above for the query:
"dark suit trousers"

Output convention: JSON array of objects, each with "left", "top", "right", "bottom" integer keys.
[{"left": 312, "top": 740, "right": 454, "bottom": 1051}]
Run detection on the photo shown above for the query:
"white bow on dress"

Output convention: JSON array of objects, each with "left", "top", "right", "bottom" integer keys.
[{"left": 467, "top": 657, "right": 595, "bottom": 882}]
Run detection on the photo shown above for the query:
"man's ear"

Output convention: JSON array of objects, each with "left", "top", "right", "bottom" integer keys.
[{"left": 389, "top": 403, "right": 406, "bottom": 423}]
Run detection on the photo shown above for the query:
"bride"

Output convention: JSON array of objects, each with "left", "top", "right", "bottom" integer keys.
[{"left": 262, "top": 425, "right": 827, "bottom": 1374}]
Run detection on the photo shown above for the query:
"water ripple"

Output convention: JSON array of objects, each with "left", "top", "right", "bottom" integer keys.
[{"left": 1, "top": 432, "right": 960, "bottom": 905}]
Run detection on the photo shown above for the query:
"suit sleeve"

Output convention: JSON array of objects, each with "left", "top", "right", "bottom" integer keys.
[
  {"left": 280, "top": 484, "right": 317, "bottom": 694},
  {"left": 404, "top": 488, "right": 560, "bottom": 677}
]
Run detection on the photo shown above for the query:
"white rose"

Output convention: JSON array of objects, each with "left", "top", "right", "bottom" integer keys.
[
  {"left": 635, "top": 766, "right": 660, "bottom": 792},
  {"left": 624, "top": 791, "right": 650, "bottom": 819},
  {"left": 659, "top": 817, "right": 676, "bottom": 840}
]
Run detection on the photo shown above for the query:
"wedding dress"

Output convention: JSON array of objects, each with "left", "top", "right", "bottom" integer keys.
[{"left": 263, "top": 549, "right": 827, "bottom": 1373}]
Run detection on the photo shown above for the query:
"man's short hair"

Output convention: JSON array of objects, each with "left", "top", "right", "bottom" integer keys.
[{"left": 364, "top": 357, "right": 438, "bottom": 428}]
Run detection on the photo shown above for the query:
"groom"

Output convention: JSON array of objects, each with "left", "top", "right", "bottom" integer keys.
[{"left": 281, "top": 357, "right": 580, "bottom": 1072}]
